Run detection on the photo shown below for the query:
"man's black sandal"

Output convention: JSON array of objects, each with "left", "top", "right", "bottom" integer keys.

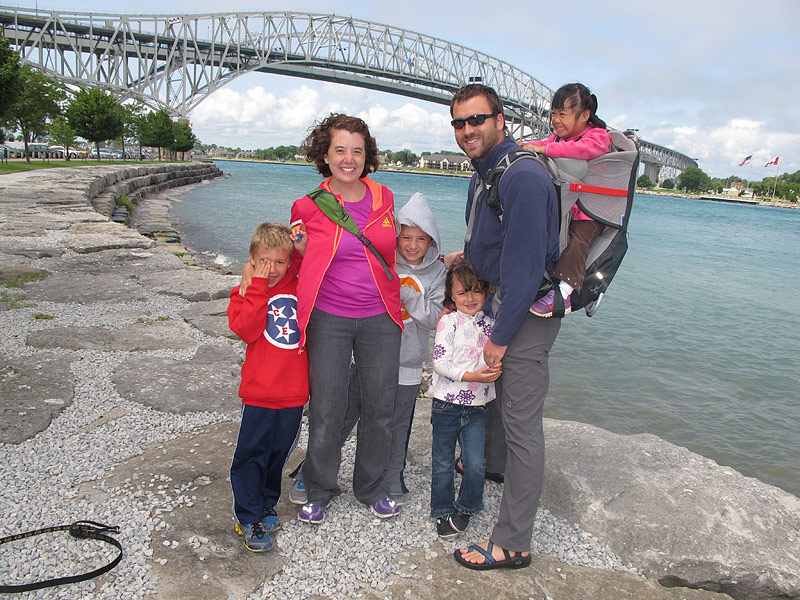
[{"left": 454, "top": 540, "right": 532, "bottom": 570}]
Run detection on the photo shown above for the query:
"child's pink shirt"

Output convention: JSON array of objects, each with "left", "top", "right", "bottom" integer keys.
[{"left": 532, "top": 125, "right": 611, "bottom": 221}]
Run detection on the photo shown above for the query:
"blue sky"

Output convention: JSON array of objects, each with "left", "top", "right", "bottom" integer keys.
[{"left": 5, "top": 0, "right": 799, "bottom": 178}]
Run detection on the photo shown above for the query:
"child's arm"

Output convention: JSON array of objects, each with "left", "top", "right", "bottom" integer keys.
[
  {"left": 431, "top": 315, "right": 467, "bottom": 382},
  {"left": 462, "top": 364, "right": 502, "bottom": 383},
  {"left": 400, "top": 265, "right": 446, "bottom": 330},
  {"left": 227, "top": 262, "right": 272, "bottom": 344},
  {"left": 536, "top": 127, "right": 611, "bottom": 160}
]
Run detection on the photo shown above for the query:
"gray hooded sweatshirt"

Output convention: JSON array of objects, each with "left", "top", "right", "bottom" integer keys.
[{"left": 396, "top": 192, "right": 447, "bottom": 386}]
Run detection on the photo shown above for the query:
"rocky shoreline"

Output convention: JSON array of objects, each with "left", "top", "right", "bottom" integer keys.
[{"left": 1, "top": 164, "right": 798, "bottom": 600}]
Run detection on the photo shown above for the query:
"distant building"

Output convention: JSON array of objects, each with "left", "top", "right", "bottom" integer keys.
[{"left": 419, "top": 153, "right": 471, "bottom": 171}]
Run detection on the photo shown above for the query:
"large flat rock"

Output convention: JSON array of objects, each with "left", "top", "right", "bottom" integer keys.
[
  {"left": 112, "top": 344, "right": 241, "bottom": 416},
  {"left": 26, "top": 319, "right": 199, "bottom": 351},
  {"left": 542, "top": 420, "right": 800, "bottom": 600},
  {"left": 139, "top": 269, "right": 240, "bottom": 302},
  {"left": 94, "top": 418, "right": 732, "bottom": 600},
  {"left": 0, "top": 353, "right": 74, "bottom": 444},
  {"left": 181, "top": 298, "right": 239, "bottom": 340},
  {"left": 22, "top": 271, "right": 149, "bottom": 304},
  {"left": 34, "top": 247, "right": 185, "bottom": 276}
]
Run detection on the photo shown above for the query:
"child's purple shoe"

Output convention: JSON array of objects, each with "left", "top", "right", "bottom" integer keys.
[{"left": 530, "top": 290, "right": 571, "bottom": 318}]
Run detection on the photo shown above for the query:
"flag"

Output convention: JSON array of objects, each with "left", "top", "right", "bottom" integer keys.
[
  {"left": 739, "top": 155, "right": 752, "bottom": 166},
  {"left": 765, "top": 156, "right": 780, "bottom": 167}
]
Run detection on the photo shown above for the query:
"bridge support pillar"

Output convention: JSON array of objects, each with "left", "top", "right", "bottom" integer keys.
[{"left": 643, "top": 161, "right": 661, "bottom": 184}]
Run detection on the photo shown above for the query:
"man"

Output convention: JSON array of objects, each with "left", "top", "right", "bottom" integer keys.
[{"left": 447, "top": 84, "right": 561, "bottom": 570}]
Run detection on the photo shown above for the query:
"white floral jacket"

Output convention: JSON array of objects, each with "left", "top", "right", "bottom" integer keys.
[{"left": 430, "top": 310, "right": 495, "bottom": 406}]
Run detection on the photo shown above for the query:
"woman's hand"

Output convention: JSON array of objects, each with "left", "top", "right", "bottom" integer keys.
[{"left": 239, "top": 261, "right": 255, "bottom": 297}]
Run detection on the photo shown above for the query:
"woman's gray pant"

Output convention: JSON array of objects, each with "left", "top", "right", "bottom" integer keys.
[{"left": 303, "top": 308, "right": 401, "bottom": 507}]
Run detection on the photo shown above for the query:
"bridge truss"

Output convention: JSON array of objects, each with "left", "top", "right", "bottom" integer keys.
[{"left": 0, "top": 6, "right": 697, "bottom": 172}]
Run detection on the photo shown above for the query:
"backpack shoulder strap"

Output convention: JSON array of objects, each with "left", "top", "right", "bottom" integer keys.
[
  {"left": 484, "top": 150, "right": 549, "bottom": 221},
  {"left": 306, "top": 187, "right": 394, "bottom": 281}
]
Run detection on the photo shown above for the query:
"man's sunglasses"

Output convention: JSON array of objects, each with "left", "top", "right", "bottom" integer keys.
[{"left": 450, "top": 113, "right": 498, "bottom": 129}]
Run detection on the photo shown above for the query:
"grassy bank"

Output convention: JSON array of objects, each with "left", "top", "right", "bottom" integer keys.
[{"left": 0, "top": 158, "right": 183, "bottom": 175}]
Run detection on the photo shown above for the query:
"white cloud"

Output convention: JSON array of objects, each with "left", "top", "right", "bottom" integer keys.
[
  {"left": 190, "top": 83, "right": 457, "bottom": 154},
  {"left": 648, "top": 119, "right": 799, "bottom": 177}
]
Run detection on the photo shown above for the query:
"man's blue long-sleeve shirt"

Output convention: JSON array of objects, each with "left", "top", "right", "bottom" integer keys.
[{"left": 463, "top": 136, "right": 559, "bottom": 346}]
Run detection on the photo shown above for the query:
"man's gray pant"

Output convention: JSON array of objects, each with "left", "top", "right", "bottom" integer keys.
[{"left": 488, "top": 313, "right": 560, "bottom": 552}]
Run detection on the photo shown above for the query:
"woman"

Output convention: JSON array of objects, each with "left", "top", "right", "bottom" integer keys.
[{"left": 291, "top": 114, "right": 402, "bottom": 524}]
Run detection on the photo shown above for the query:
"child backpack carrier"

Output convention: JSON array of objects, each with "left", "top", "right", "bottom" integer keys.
[{"left": 481, "top": 129, "right": 639, "bottom": 316}]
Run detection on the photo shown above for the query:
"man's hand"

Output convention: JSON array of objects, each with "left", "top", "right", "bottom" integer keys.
[
  {"left": 483, "top": 340, "right": 507, "bottom": 367},
  {"left": 443, "top": 251, "right": 463, "bottom": 269}
]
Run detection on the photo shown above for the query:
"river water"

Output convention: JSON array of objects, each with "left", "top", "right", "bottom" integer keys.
[{"left": 170, "top": 160, "right": 800, "bottom": 498}]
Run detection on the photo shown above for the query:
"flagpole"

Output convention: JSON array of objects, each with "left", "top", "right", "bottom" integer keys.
[{"left": 772, "top": 161, "right": 779, "bottom": 198}]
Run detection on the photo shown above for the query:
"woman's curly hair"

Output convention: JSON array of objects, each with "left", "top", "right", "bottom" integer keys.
[{"left": 301, "top": 113, "right": 379, "bottom": 178}]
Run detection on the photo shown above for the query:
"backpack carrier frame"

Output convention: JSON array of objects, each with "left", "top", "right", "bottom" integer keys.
[{"left": 483, "top": 129, "right": 639, "bottom": 316}]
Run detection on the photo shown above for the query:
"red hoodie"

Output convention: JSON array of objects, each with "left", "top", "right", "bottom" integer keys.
[
  {"left": 227, "top": 273, "right": 309, "bottom": 408},
  {"left": 290, "top": 176, "right": 402, "bottom": 346}
]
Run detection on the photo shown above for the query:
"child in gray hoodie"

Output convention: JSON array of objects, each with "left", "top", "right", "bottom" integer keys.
[{"left": 386, "top": 192, "right": 447, "bottom": 503}]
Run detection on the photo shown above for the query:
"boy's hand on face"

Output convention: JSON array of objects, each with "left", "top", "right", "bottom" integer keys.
[{"left": 253, "top": 258, "right": 271, "bottom": 279}]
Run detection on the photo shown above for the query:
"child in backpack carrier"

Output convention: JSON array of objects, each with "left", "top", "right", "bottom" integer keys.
[{"left": 521, "top": 82, "right": 611, "bottom": 317}]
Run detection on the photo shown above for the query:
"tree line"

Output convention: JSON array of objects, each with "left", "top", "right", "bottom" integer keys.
[
  {"left": 638, "top": 167, "right": 797, "bottom": 202},
  {"left": 1, "top": 36, "right": 196, "bottom": 162}
]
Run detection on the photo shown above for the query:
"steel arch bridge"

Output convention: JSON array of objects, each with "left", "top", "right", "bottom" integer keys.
[{"left": 0, "top": 6, "right": 696, "bottom": 174}]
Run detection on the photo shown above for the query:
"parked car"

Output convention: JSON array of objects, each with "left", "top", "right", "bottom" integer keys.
[
  {"left": 49, "top": 146, "right": 89, "bottom": 159},
  {"left": 88, "top": 148, "right": 123, "bottom": 160}
]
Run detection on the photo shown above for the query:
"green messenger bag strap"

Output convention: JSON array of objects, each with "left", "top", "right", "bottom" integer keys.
[{"left": 307, "top": 187, "right": 394, "bottom": 281}]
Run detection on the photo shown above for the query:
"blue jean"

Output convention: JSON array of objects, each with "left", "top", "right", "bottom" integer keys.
[
  {"left": 304, "top": 308, "right": 401, "bottom": 506},
  {"left": 430, "top": 398, "right": 487, "bottom": 518}
]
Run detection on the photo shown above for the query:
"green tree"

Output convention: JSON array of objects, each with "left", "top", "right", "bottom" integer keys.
[
  {"left": 171, "top": 120, "right": 196, "bottom": 160},
  {"left": 139, "top": 108, "right": 174, "bottom": 160},
  {"left": 47, "top": 116, "right": 78, "bottom": 161},
  {"left": 6, "top": 66, "right": 65, "bottom": 163},
  {"left": 661, "top": 178, "right": 675, "bottom": 189},
  {"left": 677, "top": 166, "right": 710, "bottom": 193},
  {"left": 1, "top": 36, "right": 23, "bottom": 133},
  {"left": 119, "top": 101, "right": 147, "bottom": 159},
  {"left": 637, "top": 174, "right": 653, "bottom": 188},
  {"left": 66, "top": 87, "right": 124, "bottom": 159}
]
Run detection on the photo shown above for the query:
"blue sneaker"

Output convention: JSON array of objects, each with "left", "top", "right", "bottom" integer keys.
[
  {"left": 298, "top": 503, "right": 325, "bottom": 524},
  {"left": 260, "top": 507, "right": 280, "bottom": 532},
  {"left": 370, "top": 497, "right": 400, "bottom": 519},
  {"left": 235, "top": 522, "right": 272, "bottom": 552},
  {"left": 289, "top": 479, "right": 307, "bottom": 505}
]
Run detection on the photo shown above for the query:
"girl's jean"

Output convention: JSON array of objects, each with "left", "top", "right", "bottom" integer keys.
[{"left": 430, "top": 398, "right": 486, "bottom": 518}]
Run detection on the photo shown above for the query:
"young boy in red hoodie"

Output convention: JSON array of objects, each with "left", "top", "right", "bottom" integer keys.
[{"left": 227, "top": 222, "right": 309, "bottom": 552}]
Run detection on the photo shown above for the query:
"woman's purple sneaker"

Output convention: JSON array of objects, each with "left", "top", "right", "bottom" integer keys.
[
  {"left": 370, "top": 497, "right": 400, "bottom": 519},
  {"left": 298, "top": 503, "right": 325, "bottom": 524}
]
